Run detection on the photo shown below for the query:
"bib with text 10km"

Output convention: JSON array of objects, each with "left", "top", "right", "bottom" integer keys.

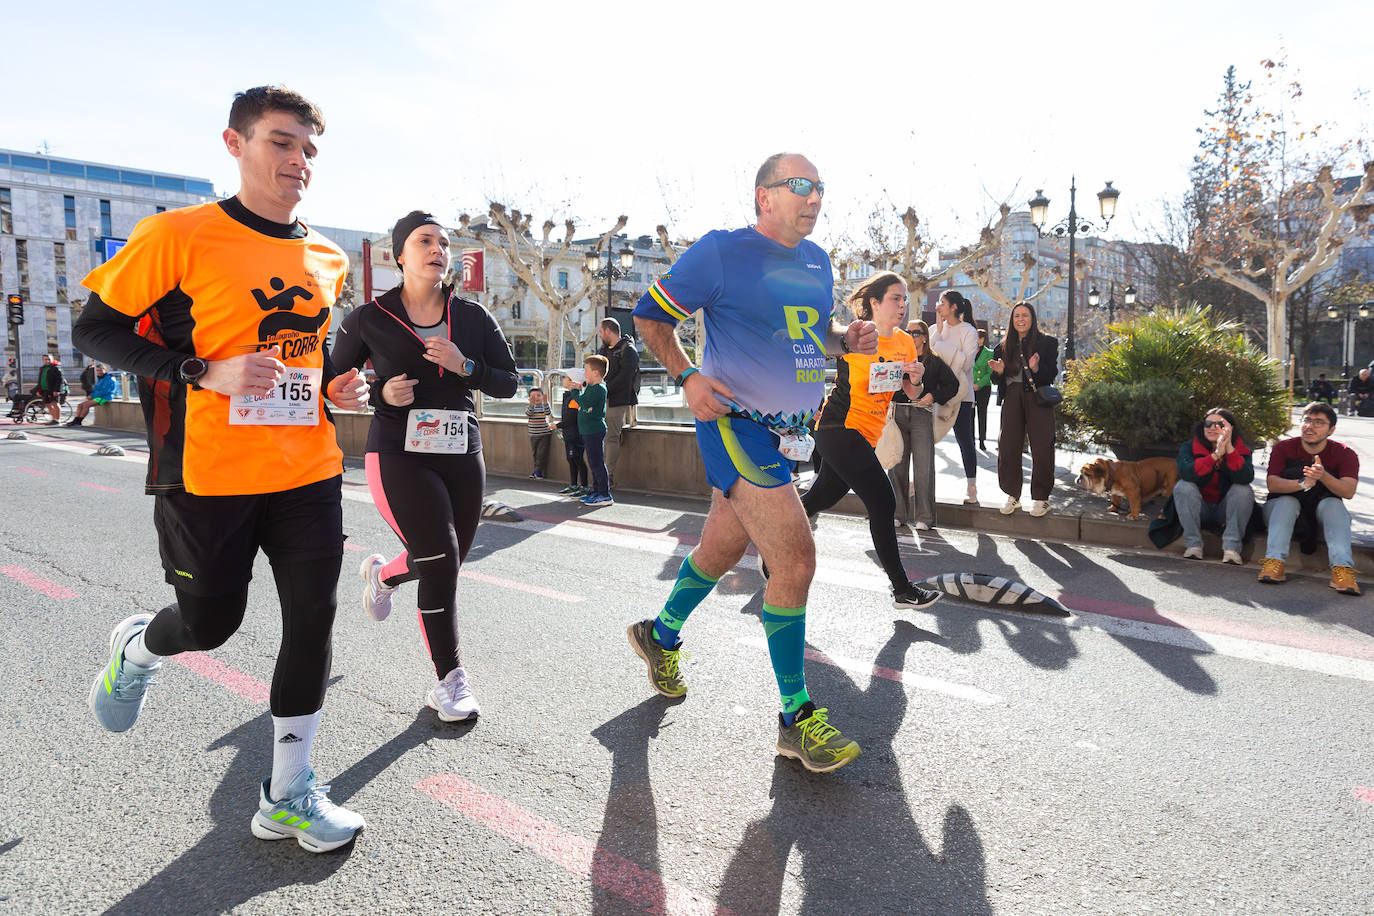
[
  {"left": 406, "top": 408, "right": 469, "bottom": 454},
  {"left": 869, "top": 361, "right": 905, "bottom": 393},
  {"left": 229, "top": 367, "right": 321, "bottom": 426}
]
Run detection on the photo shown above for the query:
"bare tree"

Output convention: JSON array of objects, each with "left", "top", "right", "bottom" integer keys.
[
  {"left": 846, "top": 203, "right": 1012, "bottom": 306},
  {"left": 966, "top": 250, "right": 1066, "bottom": 314},
  {"left": 456, "top": 204, "right": 627, "bottom": 371}
]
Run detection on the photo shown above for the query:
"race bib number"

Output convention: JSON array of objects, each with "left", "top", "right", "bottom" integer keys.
[
  {"left": 229, "top": 367, "right": 321, "bottom": 426},
  {"left": 868, "top": 361, "right": 904, "bottom": 393},
  {"left": 778, "top": 432, "right": 814, "bottom": 462},
  {"left": 406, "top": 408, "right": 469, "bottom": 454}
]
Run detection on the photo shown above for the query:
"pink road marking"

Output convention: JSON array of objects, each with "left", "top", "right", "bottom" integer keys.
[
  {"left": 459, "top": 569, "right": 583, "bottom": 603},
  {"left": 1063, "top": 594, "right": 1374, "bottom": 662},
  {"left": 78, "top": 482, "right": 121, "bottom": 493},
  {"left": 1, "top": 566, "right": 78, "bottom": 599},
  {"left": 343, "top": 543, "right": 367, "bottom": 552},
  {"left": 17, "top": 467, "right": 48, "bottom": 476},
  {"left": 805, "top": 646, "right": 904, "bottom": 685},
  {"left": 173, "top": 653, "right": 270, "bottom": 704},
  {"left": 416, "top": 774, "right": 732, "bottom": 915},
  {"left": 1355, "top": 787, "right": 1374, "bottom": 804}
]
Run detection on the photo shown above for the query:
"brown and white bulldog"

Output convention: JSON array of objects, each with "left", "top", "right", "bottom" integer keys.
[{"left": 1076, "top": 457, "right": 1180, "bottom": 520}]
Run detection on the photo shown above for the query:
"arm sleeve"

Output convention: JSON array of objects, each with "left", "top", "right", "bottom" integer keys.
[
  {"left": 633, "top": 234, "right": 721, "bottom": 325},
  {"left": 470, "top": 308, "right": 519, "bottom": 399},
  {"left": 71, "top": 293, "right": 188, "bottom": 382},
  {"left": 1034, "top": 337, "right": 1059, "bottom": 386},
  {"left": 329, "top": 307, "right": 370, "bottom": 372}
]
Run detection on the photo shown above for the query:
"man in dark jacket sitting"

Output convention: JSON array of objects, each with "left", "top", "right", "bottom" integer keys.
[{"left": 597, "top": 318, "right": 640, "bottom": 485}]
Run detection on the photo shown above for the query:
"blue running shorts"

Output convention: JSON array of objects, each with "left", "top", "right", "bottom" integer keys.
[{"left": 695, "top": 417, "right": 795, "bottom": 496}]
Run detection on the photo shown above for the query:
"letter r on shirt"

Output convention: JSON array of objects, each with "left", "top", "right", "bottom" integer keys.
[{"left": 783, "top": 305, "right": 825, "bottom": 353}]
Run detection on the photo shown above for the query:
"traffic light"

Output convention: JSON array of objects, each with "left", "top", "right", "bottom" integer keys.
[{"left": 6, "top": 294, "right": 22, "bottom": 326}]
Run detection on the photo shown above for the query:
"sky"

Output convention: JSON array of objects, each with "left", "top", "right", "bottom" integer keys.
[{"left": 7, "top": 0, "right": 1370, "bottom": 254}]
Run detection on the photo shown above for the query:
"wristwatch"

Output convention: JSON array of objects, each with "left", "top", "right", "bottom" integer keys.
[
  {"left": 178, "top": 357, "right": 209, "bottom": 389},
  {"left": 461, "top": 358, "right": 476, "bottom": 376}
]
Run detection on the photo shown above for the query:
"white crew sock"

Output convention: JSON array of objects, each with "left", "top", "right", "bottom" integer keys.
[
  {"left": 123, "top": 630, "right": 162, "bottom": 669},
  {"left": 270, "top": 711, "right": 321, "bottom": 799}
]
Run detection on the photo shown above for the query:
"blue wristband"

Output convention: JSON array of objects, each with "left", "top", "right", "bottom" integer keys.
[{"left": 676, "top": 367, "right": 700, "bottom": 387}]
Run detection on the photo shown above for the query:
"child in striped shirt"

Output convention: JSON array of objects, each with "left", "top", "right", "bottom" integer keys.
[{"left": 526, "top": 387, "right": 554, "bottom": 479}]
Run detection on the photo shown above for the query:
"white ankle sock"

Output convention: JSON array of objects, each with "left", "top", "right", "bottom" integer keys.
[
  {"left": 123, "top": 630, "right": 161, "bottom": 668},
  {"left": 270, "top": 711, "right": 320, "bottom": 799}
]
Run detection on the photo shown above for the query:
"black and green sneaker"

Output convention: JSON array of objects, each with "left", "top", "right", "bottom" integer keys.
[
  {"left": 776, "top": 701, "right": 861, "bottom": 773},
  {"left": 626, "top": 619, "right": 686, "bottom": 698}
]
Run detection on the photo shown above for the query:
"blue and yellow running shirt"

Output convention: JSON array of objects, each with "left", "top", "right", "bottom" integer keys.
[{"left": 634, "top": 228, "right": 833, "bottom": 430}]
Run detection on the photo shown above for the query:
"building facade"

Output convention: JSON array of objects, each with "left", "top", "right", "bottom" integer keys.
[{"left": 0, "top": 149, "right": 216, "bottom": 382}]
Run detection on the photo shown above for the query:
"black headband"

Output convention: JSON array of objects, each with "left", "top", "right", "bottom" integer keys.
[{"left": 392, "top": 211, "right": 444, "bottom": 262}]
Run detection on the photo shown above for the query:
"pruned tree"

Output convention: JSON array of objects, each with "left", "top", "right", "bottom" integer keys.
[
  {"left": 654, "top": 224, "right": 707, "bottom": 359},
  {"left": 456, "top": 204, "right": 627, "bottom": 371},
  {"left": 1192, "top": 58, "right": 1374, "bottom": 362},
  {"left": 846, "top": 203, "right": 1012, "bottom": 307},
  {"left": 966, "top": 250, "right": 1067, "bottom": 313}
]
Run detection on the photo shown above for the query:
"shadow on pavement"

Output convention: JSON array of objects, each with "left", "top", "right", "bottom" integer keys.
[
  {"left": 589, "top": 695, "right": 686, "bottom": 915},
  {"left": 716, "top": 621, "right": 991, "bottom": 915}
]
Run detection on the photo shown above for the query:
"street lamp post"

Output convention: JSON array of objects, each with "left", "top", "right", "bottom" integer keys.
[
  {"left": 1087, "top": 279, "right": 1137, "bottom": 324},
  {"left": 1327, "top": 300, "right": 1371, "bottom": 378},
  {"left": 1028, "top": 178, "right": 1121, "bottom": 363},
  {"left": 584, "top": 245, "right": 636, "bottom": 323}
]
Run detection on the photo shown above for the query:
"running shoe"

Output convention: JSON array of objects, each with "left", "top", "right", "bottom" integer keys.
[
  {"left": 1000, "top": 497, "right": 1021, "bottom": 515},
  {"left": 427, "top": 666, "right": 480, "bottom": 721},
  {"left": 359, "top": 553, "right": 395, "bottom": 622},
  {"left": 892, "top": 581, "right": 942, "bottom": 611},
  {"left": 1029, "top": 499, "right": 1050, "bottom": 517},
  {"left": 558, "top": 484, "right": 579, "bottom": 495},
  {"left": 626, "top": 619, "right": 686, "bottom": 697},
  {"left": 88, "top": 613, "right": 159, "bottom": 732},
  {"left": 250, "top": 767, "right": 365, "bottom": 853},
  {"left": 776, "top": 702, "right": 861, "bottom": 773},
  {"left": 571, "top": 485, "right": 591, "bottom": 498},
  {"left": 582, "top": 493, "right": 614, "bottom": 506}
]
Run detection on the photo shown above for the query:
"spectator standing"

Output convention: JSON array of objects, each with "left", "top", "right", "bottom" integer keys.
[
  {"left": 579, "top": 354, "right": 612, "bottom": 505},
  {"left": 598, "top": 317, "right": 640, "bottom": 485},
  {"left": 988, "top": 302, "right": 1059, "bottom": 517},
  {"left": 526, "top": 387, "right": 554, "bottom": 478},
  {"left": 929, "top": 290, "right": 980, "bottom": 505},
  {"left": 1172, "top": 407, "right": 1255, "bottom": 564},
  {"left": 888, "top": 318, "right": 959, "bottom": 530},
  {"left": 1259, "top": 402, "right": 1361, "bottom": 595},
  {"left": 558, "top": 375, "right": 589, "bottom": 496},
  {"left": 973, "top": 327, "right": 994, "bottom": 450},
  {"left": 67, "top": 364, "right": 117, "bottom": 426}
]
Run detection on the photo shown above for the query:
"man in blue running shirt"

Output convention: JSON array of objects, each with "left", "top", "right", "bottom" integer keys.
[{"left": 626, "top": 153, "right": 877, "bottom": 774}]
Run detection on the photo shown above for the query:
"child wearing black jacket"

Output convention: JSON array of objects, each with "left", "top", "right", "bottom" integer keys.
[{"left": 557, "top": 376, "right": 589, "bottom": 496}]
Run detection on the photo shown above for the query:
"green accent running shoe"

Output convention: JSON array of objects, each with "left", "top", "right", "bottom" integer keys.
[
  {"left": 626, "top": 619, "right": 686, "bottom": 698},
  {"left": 776, "top": 702, "right": 861, "bottom": 773},
  {"left": 88, "top": 613, "right": 160, "bottom": 732},
  {"left": 251, "top": 767, "right": 364, "bottom": 853}
]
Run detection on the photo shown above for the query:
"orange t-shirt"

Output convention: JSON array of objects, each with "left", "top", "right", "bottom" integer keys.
[
  {"left": 817, "top": 329, "right": 917, "bottom": 446},
  {"left": 82, "top": 202, "right": 347, "bottom": 496}
]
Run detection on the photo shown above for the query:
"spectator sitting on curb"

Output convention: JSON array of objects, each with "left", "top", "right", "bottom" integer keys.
[
  {"left": 1163, "top": 407, "right": 1258, "bottom": 565},
  {"left": 1307, "top": 374, "right": 1335, "bottom": 405},
  {"left": 1258, "top": 401, "right": 1361, "bottom": 595},
  {"left": 598, "top": 317, "right": 640, "bottom": 487},
  {"left": 67, "top": 364, "right": 117, "bottom": 426},
  {"left": 1349, "top": 368, "right": 1374, "bottom": 417}
]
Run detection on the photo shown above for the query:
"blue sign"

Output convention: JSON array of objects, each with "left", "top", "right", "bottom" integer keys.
[{"left": 101, "top": 237, "right": 127, "bottom": 262}]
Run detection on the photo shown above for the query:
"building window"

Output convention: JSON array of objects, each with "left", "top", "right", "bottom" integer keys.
[
  {"left": 512, "top": 302, "right": 521, "bottom": 319},
  {"left": 0, "top": 188, "right": 11, "bottom": 234},
  {"left": 16, "top": 239, "right": 29, "bottom": 297},
  {"left": 557, "top": 270, "right": 568, "bottom": 289},
  {"left": 100, "top": 199, "right": 112, "bottom": 237},
  {"left": 55, "top": 242, "right": 67, "bottom": 303},
  {"left": 64, "top": 195, "right": 77, "bottom": 240}
]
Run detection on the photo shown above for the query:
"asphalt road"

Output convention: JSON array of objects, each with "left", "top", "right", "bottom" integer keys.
[{"left": 1, "top": 428, "right": 1371, "bottom": 915}]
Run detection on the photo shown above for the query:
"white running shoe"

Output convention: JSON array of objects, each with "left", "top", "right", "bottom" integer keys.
[
  {"left": 1183, "top": 546, "right": 1204, "bottom": 560},
  {"left": 1221, "top": 549, "right": 1243, "bottom": 565},
  {"left": 1000, "top": 497, "right": 1021, "bottom": 515},
  {"left": 1029, "top": 499, "right": 1050, "bottom": 517},
  {"left": 359, "top": 554, "right": 395, "bottom": 622},
  {"left": 251, "top": 767, "right": 364, "bottom": 853},
  {"left": 427, "top": 667, "right": 480, "bottom": 721}
]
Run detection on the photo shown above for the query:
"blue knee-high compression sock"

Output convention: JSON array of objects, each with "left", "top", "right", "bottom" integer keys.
[
  {"left": 653, "top": 554, "right": 720, "bottom": 648},
  {"left": 762, "top": 603, "right": 810, "bottom": 724}
]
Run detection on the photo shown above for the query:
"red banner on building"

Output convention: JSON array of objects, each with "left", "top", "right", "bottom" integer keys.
[{"left": 460, "top": 248, "right": 484, "bottom": 291}]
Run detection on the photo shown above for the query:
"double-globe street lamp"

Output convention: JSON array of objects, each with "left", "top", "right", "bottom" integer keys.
[
  {"left": 1087, "top": 279, "right": 1137, "bottom": 324},
  {"left": 584, "top": 246, "right": 636, "bottom": 323},
  {"left": 1029, "top": 179, "right": 1121, "bottom": 362},
  {"left": 1327, "top": 300, "right": 1371, "bottom": 378}
]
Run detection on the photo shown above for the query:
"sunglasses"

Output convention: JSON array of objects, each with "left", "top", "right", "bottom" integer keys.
[
  {"left": 910, "top": 329, "right": 927, "bottom": 336},
  {"left": 765, "top": 177, "right": 825, "bottom": 198},
  {"left": 1203, "top": 420, "right": 1227, "bottom": 428}
]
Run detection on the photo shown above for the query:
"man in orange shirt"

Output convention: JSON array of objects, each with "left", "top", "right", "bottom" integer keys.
[{"left": 73, "top": 86, "right": 370, "bottom": 853}]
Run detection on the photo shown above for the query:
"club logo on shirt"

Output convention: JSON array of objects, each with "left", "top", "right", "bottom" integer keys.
[
  {"left": 783, "top": 304, "right": 827, "bottom": 383},
  {"left": 252, "top": 276, "right": 328, "bottom": 358}
]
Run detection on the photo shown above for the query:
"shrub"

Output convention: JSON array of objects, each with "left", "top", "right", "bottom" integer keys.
[{"left": 1060, "top": 304, "right": 1290, "bottom": 450}]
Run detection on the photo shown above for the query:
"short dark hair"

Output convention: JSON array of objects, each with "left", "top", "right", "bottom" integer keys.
[
  {"left": 228, "top": 85, "right": 325, "bottom": 138},
  {"left": 600, "top": 317, "right": 621, "bottom": 334},
  {"left": 846, "top": 271, "right": 905, "bottom": 321},
  {"left": 1303, "top": 401, "right": 1338, "bottom": 429},
  {"left": 584, "top": 354, "right": 609, "bottom": 374},
  {"left": 753, "top": 152, "right": 795, "bottom": 217}
]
